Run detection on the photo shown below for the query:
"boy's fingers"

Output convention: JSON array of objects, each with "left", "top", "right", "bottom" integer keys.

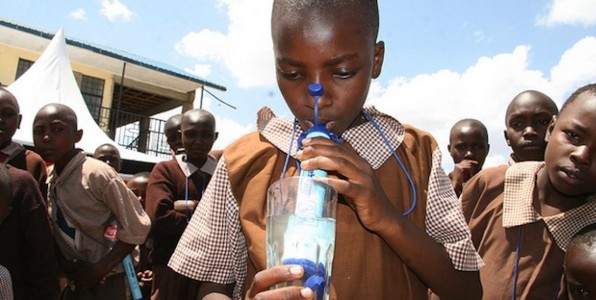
[
  {"left": 249, "top": 287, "right": 314, "bottom": 300},
  {"left": 247, "top": 265, "right": 304, "bottom": 298}
]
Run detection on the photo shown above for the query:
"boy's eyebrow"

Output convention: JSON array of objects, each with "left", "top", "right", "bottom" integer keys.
[
  {"left": 276, "top": 52, "right": 359, "bottom": 67},
  {"left": 565, "top": 120, "right": 589, "bottom": 134},
  {"left": 323, "top": 53, "right": 359, "bottom": 66}
]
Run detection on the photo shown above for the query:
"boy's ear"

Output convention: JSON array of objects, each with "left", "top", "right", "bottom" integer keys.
[
  {"left": 544, "top": 115, "right": 557, "bottom": 143},
  {"left": 503, "top": 129, "right": 511, "bottom": 146},
  {"left": 17, "top": 114, "right": 22, "bottom": 130},
  {"left": 74, "top": 129, "right": 83, "bottom": 143},
  {"left": 372, "top": 41, "right": 385, "bottom": 79},
  {"left": 214, "top": 132, "right": 219, "bottom": 141}
]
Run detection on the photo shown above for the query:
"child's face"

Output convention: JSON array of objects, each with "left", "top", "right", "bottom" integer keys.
[
  {"left": 543, "top": 92, "right": 596, "bottom": 197},
  {"left": 272, "top": 9, "right": 384, "bottom": 136},
  {"left": 127, "top": 177, "right": 148, "bottom": 201},
  {"left": 32, "top": 107, "right": 81, "bottom": 163},
  {"left": 504, "top": 94, "right": 555, "bottom": 162},
  {"left": 94, "top": 146, "right": 122, "bottom": 173},
  {"left": 565, "top": 244, "right": 596, "bottom": 300},
  {"left": 165, "top": 121, "right": 182, "bottom": 153},
  {"left": 448, "top": 126, "right": 489, "bottom": 169},
  {"left": 181, "top": 115, "right": 217, "bottom": 162},
  {"left": 0, "top": 90, "right": 21, "bottom": 148}
]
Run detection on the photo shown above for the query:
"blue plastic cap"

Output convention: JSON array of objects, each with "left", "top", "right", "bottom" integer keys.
[
  {"left": 308, "top": 83, "right": 324, "bottom": 97},
  {"left": 304, "top": 275, "right": 325, "bottom": 300}
]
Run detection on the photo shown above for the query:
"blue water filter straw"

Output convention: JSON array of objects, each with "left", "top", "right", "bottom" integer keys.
[
  {"left": 294, "top": 83, "right": 330, "bottom": 218},
  {"left": 283, "top": 83, "right": 333, "bottom": 299}
]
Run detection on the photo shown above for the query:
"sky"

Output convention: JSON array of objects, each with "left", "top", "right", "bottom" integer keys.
[{"left": 1, "top": 0, "right": 596, "bottom": 171}]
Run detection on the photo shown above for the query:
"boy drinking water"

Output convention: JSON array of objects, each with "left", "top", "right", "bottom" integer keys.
[{"left": 169, "top": 1, "right": 482, "bottom": 299}]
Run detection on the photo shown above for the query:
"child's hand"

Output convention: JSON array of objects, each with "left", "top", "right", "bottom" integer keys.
[
  {"left": 174, "top": 199, "right": 198, "bottom": 212},
  {"left": 452, "top": 160, "right": 478, "bottom": 183},
  {"left": 297, "top": 137, "right": 397, "bottom": 232},
  {"left": 137, "top": 269, "right": 153, "bottom": 281},
  {"left": 244, "top": 265, "right": 313, "bottom": 300}
]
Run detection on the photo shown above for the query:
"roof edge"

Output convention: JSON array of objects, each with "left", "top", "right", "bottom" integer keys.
[{"left": 0, "top": 18, "right": 227, "bottom": 92}]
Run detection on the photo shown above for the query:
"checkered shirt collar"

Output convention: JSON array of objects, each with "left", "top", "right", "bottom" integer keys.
[
  {"left": 174, "top": 154, "right": 218, "bottom": 177},
  {"left": 258, "top": 105, "right": 404, "bottom": 170},
  {"left": 502, "top": 161, "right": 596, "bottom": 250}
]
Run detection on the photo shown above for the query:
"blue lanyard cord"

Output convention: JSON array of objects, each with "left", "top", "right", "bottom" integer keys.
[
  {"left": 185, "top": 176, "right": 190, "bottom": 223},
  {"left": 281, "top": 110, "right": 417, "bottom": 216},
  {"left": 511, "top": 226, "right": 562, "bottom": 300},
  {"left": 361, "top": 110, "right": 417, "bottom": 216},
  {"left": 281, "top": 119, "right": 300, "bottom": 180},
  {"left": 512, "top": 226, "right": 523, "bottom": 300}
]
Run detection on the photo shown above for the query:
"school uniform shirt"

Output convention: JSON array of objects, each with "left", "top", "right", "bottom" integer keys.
[
  {"left": 462, "top": 161, "right": 596, "bottom": 300},
  {"left": 48, "top": 151, "right": 151, "bottom": 270},
  {"left": 145, "top": 154, "right": 217, "bottom": 266},
  {"left": 169, "top": 106, "right": 482, "bottom": 300},
  {"left": 0, "top": 265, "right": 13, "bottom": 300}
]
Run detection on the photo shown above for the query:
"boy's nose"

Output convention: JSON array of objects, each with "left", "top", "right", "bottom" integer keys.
[
  {"left": 570, "top": 145, "right": 591, "bottom": 167},
  {"left": 522, "top": 126, "right": 537, "bottom": 137}
]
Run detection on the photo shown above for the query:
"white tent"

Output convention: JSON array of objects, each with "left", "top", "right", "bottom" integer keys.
[{"left": 7, "top": 28, "right": 163, "bottom": 164}]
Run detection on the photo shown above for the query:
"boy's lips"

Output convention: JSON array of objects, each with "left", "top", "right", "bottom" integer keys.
[
  {"left": 304, "top": 120, "right": 336, "bottom": 130},
  {"left": 520, "top": 142, "right": 543, "bottom": 149},
  {"left": 560, "top": 166, "right": 585, "bottom": 183}
]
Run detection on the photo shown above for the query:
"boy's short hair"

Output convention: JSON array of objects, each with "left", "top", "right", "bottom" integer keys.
[
  {"left": 568, "top": 223, "right": 596, "bottom": 253},
  {"left": 272, "top": 0, "right": 379, "bottom": 42},
  {"left": 182, "top": 109, "right": 216, "bottom": 126},
  {"left": 37, "top": 103, "right": 79, "bottom": 131},
  {"left": 0, "top": 87, "right": 20, "bottom": 112},
  {"left": 94, "top": 143, "right": 120, "bottom": 154},
  {"left": 449, "top": 118, "right": 489, "bottom": 144},
  {"left": 561, "top": 83, "right": 596, "bottom": 114}
]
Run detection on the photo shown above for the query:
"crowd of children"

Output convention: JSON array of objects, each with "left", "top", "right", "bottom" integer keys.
[{"left": 0, "top": 0, "right": 595, "bottom": 299}]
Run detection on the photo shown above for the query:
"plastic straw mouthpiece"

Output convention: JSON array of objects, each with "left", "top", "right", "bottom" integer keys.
[{"left": 308, "top": 83, "right": 324, "bottom": 97}]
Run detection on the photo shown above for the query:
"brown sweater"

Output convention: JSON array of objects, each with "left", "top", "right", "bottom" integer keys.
[
  {"left": 0, "top": 166, "right": 59, "bottom": 300},
  {"left": 5, "top": 147, "right": 48, "bottom": 201},
  {"left": 225, "top": 125, "right": 436, "bottom": 299},
  {"left": 146, "top": 159, "right": 211, "bottom": 266},
  {"left": 462, "top": 165, "right": 566, "bottom": 299}
]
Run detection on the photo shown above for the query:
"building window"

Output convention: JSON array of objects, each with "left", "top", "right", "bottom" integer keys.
[
  {"left": 80, "top": 75, "right": 105, "bottom": 122},
  {"left": 15, "top": 58, "right": 34, "bottom": 79}
]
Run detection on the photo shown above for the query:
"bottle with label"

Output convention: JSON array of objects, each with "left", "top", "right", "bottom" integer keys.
[{"left": 104, "top": 222, "right": 144, "bottom": 300}]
